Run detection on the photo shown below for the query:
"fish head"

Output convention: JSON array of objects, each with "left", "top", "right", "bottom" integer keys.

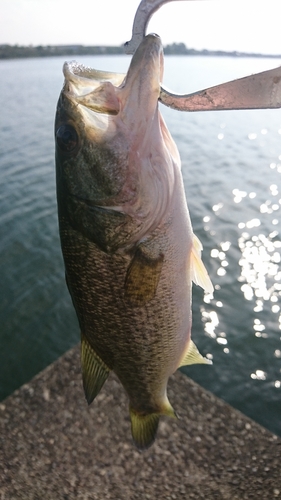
[
  {"left": 55, "top": 34, "right": 177, "bottom": 247},
  {"left": 55, "top": 63, "right": 127, "bottom": 207}
]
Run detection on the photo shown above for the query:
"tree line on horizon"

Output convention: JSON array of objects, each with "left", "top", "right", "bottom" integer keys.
[{"left": 1, "top": 42, "right": 280, "bottom": 60}]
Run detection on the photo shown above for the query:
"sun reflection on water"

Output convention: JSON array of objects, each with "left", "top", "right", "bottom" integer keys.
[
  {"left": 251, "top": 369, "right": 266, "bottom": 380},
  {"left": 200, "top": 163, "right": 281, "bottom": 394},
  {"left": 236, "top": 197, "right": 281, "bottom": 378},
  {"left": 209, "top": 241, "right": 231, "bottom": 278},
  {"left": 238, "top": 230, "right": 281, "bottom": 312},
  {"left": 178, "top": 109, "right": 281, "bottom": 434}
]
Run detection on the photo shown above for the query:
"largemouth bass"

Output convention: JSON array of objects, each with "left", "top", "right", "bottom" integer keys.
[{"left": 55, "top": 34, "right": 213, "bottom": 450}]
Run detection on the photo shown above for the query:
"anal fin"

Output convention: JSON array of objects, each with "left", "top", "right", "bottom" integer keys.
[
  {"left": 81, "top": 332, "right": 110, "bottom": 405},
  {"left": 178, "top": 339, "right": 212, "bottom": 368}
]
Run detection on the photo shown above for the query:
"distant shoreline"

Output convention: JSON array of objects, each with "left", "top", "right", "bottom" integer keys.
[{"left": 1, "top": 43, "right": 281, "bottom": 60}]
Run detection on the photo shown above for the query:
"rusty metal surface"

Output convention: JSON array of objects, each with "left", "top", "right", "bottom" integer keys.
[{"left": 159, "top": 65, "right": 281, "bottom": 111}]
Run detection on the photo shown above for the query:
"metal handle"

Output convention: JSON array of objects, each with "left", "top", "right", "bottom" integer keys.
[
  {"left": 125, "top": 0, "right": 188, "bottom": 55},
  {"left": 125, "top": 0, "right": 281, "bottom": 111},
  {"left": 160, "top": 66, "right": 281, "bottom": 111}
]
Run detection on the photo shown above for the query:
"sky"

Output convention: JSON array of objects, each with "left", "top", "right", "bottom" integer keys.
[{"left": 1, "top": 0, "right": 281, "bottom": 55}]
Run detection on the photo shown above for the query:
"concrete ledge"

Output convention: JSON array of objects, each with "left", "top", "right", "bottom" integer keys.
[{"left": 0, "top": 345, "right": 280, "bottom": 499}]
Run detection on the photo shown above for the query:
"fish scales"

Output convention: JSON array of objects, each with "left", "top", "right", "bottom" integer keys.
[
  {"left": 55, "top": 34, "right": 213, "bottom": 449},
  {"left": 60, "top": 218, "right": 184, "bottom": 388}
]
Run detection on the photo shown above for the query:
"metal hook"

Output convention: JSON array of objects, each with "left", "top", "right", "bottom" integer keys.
[
  {"left": 125, "top": 0, "right": 281, "bottom": 111},
  {"left": 125, "top": 0, "right": 188, "bottom": 56}
]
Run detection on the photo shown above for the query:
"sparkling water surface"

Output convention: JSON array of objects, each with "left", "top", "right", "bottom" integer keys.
[{"left": 0, "top": 54, "right": 281, "bottom": 436}]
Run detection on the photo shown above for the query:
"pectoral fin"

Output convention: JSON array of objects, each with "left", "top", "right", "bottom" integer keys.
[
  {"left": 124, "top": 246, "right": 164, "bottom": 306},
  {"left": 81, "top": 332, "right": 110, "bottom": 405},
  {"left": 191, "top": 234, "right": 214, "bottom": 295},
  {"left": 178, "top": 339, "right": 212, "bottom": 367}
]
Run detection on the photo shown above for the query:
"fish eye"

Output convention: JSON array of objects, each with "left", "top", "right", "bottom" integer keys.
[{"left": 56, "top": 124, "right": 79, "bottom": 153}]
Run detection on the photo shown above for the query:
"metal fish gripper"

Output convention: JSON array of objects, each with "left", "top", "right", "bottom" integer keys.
[{"left": 125, "top": 0, "right": 281, "bottom": 112}]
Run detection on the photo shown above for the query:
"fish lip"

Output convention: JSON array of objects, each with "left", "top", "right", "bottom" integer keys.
[
  {"left": 114, "top": 33, "right": 164, "bottom": 127},
  {"left": 131, "top": 33, "right": 162, "bottom": 59},
  {"left": 62, "top": 61, "right": 126, "bottom": 98},
  {"left": 62, "top": 33, "right": 163, "bottom": 100},
  {"left": 62, "top": 34, "right": 162, "bottom": 91},
  {"left": 124, "top": 33, "right": 163, "bottom": 87},
  {"left": 59, "top": 34, "right": 163, "bottom": 129}
]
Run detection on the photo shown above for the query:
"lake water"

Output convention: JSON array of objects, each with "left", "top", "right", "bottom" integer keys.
[{"left": 1, "top": 54, "right": 281, "bottom": 436}]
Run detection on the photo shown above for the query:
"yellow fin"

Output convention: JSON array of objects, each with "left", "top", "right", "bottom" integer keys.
[
  {"left": 124, "top": 246, "right": 164, "bottom": 306},
  {"left": 191, "top": 234, "right": 214, "bottom": 295},
  {"left": 129, "top": 401, "right": 177, "bottom": 450},
  {"left": 130, "top": 409, "right": 160, "bottom": 450},
  {"left": 179, "top": 339, "right": 213, "bottom": 367},
  {"left": 81, "top": 332, "right": 110, "bottom": 405}
]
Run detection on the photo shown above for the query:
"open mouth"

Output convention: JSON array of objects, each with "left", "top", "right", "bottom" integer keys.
[{"left": 62, "top": 34, "right": 163, "bottom": 119}]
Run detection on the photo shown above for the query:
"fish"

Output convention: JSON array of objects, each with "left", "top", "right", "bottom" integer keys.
[{"left": 55, "top": 33, "right": 214, "bottom": 450}]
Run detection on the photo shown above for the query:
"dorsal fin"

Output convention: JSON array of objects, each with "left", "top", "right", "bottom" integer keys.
[{"left": 81, "top": 332, "right": 110, "bottom": 405}]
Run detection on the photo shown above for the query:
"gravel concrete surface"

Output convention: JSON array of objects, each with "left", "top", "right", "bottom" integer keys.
[{"left": 0, "top": 345, "right": 280, "bottom": 500}]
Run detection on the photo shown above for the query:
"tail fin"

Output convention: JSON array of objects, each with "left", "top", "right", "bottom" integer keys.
[
  {"left": 130, "top": 403, "right": 177, "bottom": 450},
  {"left": 130, "top": 408, "right": 160, "bottom": 450}
]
